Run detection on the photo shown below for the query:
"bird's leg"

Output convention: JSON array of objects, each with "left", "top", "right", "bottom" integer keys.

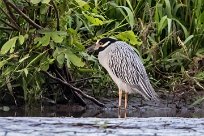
[
  {"left": 124, "top": 110, "right": 127, "bottom": 118},
  {"left": 125, "top": 92, "right": 128, "bottom": 109},
  {"left": 118, "top": 89, "right": 122, "bottom": 109},
  {"left": 118, "top": 108, "right": 121, "bottom": 118},
  {"left": 118, "top": 89, "right": 122, "bottom": 118},
  {"left": 123, "top": 92, "right": 128, "bottom": 118}
]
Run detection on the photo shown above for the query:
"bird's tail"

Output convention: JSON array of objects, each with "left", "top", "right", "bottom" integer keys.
[{"left": 131, "top": 79, "right": 159, "bottom": 101}]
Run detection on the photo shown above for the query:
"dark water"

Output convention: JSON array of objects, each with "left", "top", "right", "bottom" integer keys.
[
  {"left": 1, "top": 96, "right": 204, "bottom": 118},
  {"left": 0, "top": 104, "right": 204, "bottom": 118}
]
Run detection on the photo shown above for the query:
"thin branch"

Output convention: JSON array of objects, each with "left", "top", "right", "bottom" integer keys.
[
  {"left": 63, "top": 65, "right": 73, "bottom": 82},
  {"left": 6, "top": 0, "right": 43, "bottom": 29},
  {"left": 70, "top": 76, "right": 100, "bottom": 83},
  {"left": 0, "top": 26, "right": 16, "bottom": 31},
  {"left": 43, "top": 71, "right": 106, "bottom": 107},
  {"left": 55, "top": 68, "right": 67, "bottom": 82},
  {"left": 0, "top": 5, "right": 20, "bottom": 31},
  {"left": 0, "top": 18, "right": 19, "bottom": 31},
  {"left": 3, "top": 0, "right": 18, "bottom": 22},
  {"left": 50, "top": 0, "right": 60, "bottom": 31}
]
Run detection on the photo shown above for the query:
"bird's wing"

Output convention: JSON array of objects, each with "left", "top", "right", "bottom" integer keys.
[{"left": 108, "top": 41, "right": 158, "bottom": 100}]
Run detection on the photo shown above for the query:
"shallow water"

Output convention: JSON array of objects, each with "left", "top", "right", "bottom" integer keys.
[
  {"left": 0, "top": 104, "right": 204, "bottom": 118},
  {"left": 1, "top": 96, "right": 204, "bottom": 118}
]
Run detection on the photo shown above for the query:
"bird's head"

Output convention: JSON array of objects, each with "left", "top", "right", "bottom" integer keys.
[{"left": 87, "top": 38, "right": 117, "bottom": 54}]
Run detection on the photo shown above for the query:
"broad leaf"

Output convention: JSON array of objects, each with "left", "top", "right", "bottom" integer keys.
[
  {"left": 40, "top": 35, "right": 50, "bottom": 46},
  {"left": 57, "top": 53, "right": 65, "bottom": 65},
  {"left": 51, "top": 33, "right": 63, "bottom": 43},
  {"left": 30, "top": 0, "right": 41, "bottom": 4},
  {"left": 42, "top": 0, "right": 50, "bottom": 4},
  {"left": 0, "top": 60, "right": 7, "bottom": 69},
  {"left": 75, "top": 0, "right": 87, "bottom": 7},
  {"left": 116, "top": 31, "right": 142, "bottom": 46},
  {"left": 84, "top": 13, "right": 103, "bottom": 26},
  {"left": 117, "top": 6, "right": 134, "bottom": 29},
  {"left": 1, "top": 37, "right": 18, "bottom": 54},
  {"left": 65, "top": 50, "right": 85, "bottom": 67},
  {"left": 158, "top": 15, "right": 167, "bottom": 35},
  {"left": 75, "top": 0, "right": 90, "bottom": 10},
  {"left": 40, "top": 57, "right": 54, "bottom": 71}
]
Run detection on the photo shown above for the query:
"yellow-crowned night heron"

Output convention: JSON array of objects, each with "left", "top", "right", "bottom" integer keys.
[{"left": 88, "top": 38, "right": 158, "bottom": 109}]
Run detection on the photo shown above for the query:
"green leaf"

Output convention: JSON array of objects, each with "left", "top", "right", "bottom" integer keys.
[
  {"left": 154, "top": 3, "right": 160, "bottom": 23},
  {"left": 57, "top": 53, "right": 65, "bottom": 65},
  {"left": 167, "top": 18, "right": 172, "bottom": 34},
  {"left": 184, "top": 35, "right": 194, "bottom": 44},
  {"left": 26, "top": 50, "right": 47, "bottom": 68},
  {"left": 35, "top": 34, "right": 51, "bottom": 47},
  {"left": 84, "top": 14, "right": 103, "bottom": 26},
  {"left": 74, "top": 41, "right": 85, "bottom": 51},
  {"left": 23, "top": 68, "right": 28, "bottom": 77},
  {"left": 81, "top": 52, "right": 97, "bottom": 62},
  {"left": 164, "top": 0, "right": 172, "bottom": 17},
  {"left": 75, "top": 0, "right": 90, "bottom": 10},
  {"left": 41, "top": 0, "right": 50, "bottom": 4},
  {"left": 40, "top": 57, "right": 54, "bottom": 71},
  {"left": 18, "top": 35, "right": 25, "bottom": 45},
  {"left": 117, "top": 6, "right": 134, "bottom": 29},
  {"left": 116, "top": 31, "right": 142, "bottom": 46},
  {"left": 1, "top": 37, "right": 18, "bottom": 54},
  {"left": 51, "top": 33, "right": 63, "bottom": 43},
  {"left": 198, "top": 11, "right": 204, "bottom": 25},
  {"left": 195, "top": 71, "right": 204, "bottom": 80},
  {"left": 158, "top": 15, "right": 167, "bottom": 35},
  {"left": 172, "top": 18, "right": 189, "bottom": 38},
  {"left": 125, "top": 0, "right": 133, "bottom": 11},
  {"left": 65, "top": 50, "right": 85, "bottom": 67},
  {"left": 19, "top": 54, "right": 30, "bottom": 63},
  {"left": 41, "top": 35, "right": 50, "bottom": 46},
  {"left": 2, "top": 66, "right": 15, "bottom": 76},
  {"left": 174, "top": 3, "right": 185, "bottom": 15},
  {"left": 30, "top": 0, "right": 41, "bottom": 4},
  {"left": 75, "top": 0, "right": 87, "bottom": 6},
  {"left": 0, "top": 60, "right": 8, "bottom": 69},
  {"left": 24, "top": 34, "right": 29, "bottom": 39}
]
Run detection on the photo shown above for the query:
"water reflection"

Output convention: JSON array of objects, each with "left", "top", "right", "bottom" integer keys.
[{"left": 0, "top": 104, "right": 204, "bottom": 118}]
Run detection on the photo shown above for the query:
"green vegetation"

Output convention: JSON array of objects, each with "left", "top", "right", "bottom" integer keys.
[{"left": 0, "top": 0, "right": 204, "bottom": 106}]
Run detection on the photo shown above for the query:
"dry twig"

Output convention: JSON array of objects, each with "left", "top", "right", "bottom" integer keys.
[{"left": 43, "top": 71, "right": 106, "bottom": 107}]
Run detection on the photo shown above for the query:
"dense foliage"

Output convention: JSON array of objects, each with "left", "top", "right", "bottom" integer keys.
[{"left": 0, "top": 0, "right": 204, "bottom": 106}]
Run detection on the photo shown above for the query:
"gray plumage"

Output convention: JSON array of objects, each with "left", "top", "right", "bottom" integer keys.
[{"left": 98, "top": 40, "right": 158, "bottom": 100}]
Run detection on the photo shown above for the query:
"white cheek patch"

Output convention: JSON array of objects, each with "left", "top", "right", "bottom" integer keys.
[{"left": 102, "top": 41, "right": 110, "bottom": 47}]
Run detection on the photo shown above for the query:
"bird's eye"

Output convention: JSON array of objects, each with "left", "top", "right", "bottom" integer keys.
[{"left": 99, "top": 42, "right": 103, "bottom": 45}]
